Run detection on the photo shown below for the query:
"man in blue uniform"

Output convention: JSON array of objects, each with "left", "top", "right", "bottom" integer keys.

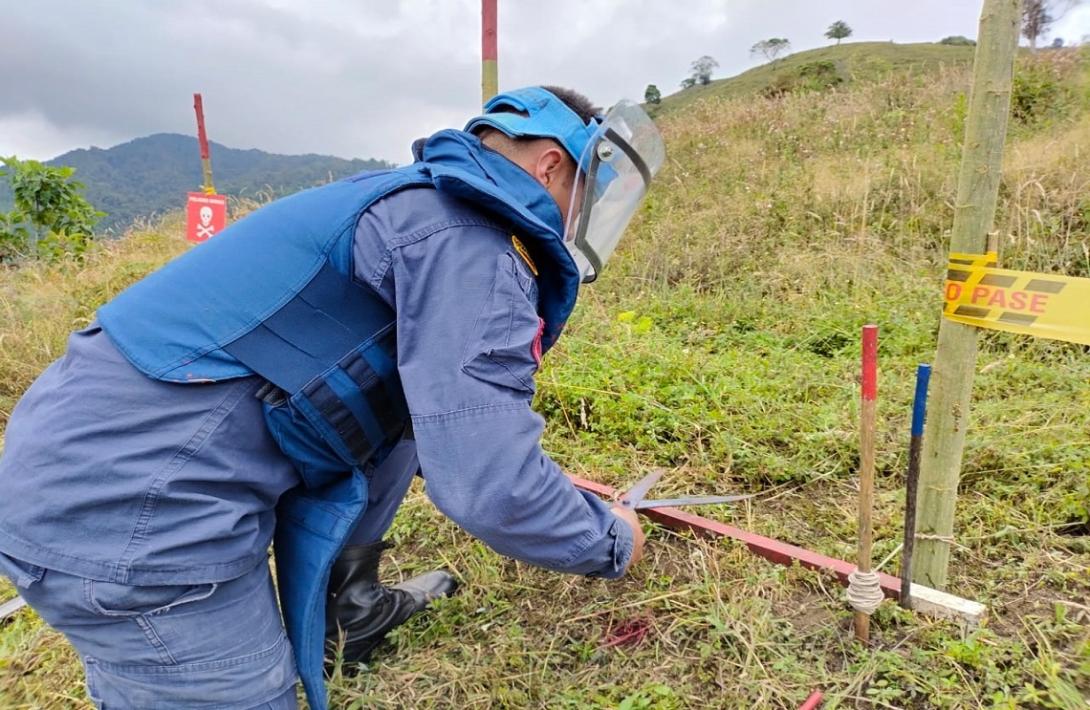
[{"left": 0, "top": 86, "right": 664, "bottom": 709}]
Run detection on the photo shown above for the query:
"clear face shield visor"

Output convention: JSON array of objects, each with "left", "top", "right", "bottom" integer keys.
[{"left": 564, "top": 100, "right": 665, "bottom": 283}]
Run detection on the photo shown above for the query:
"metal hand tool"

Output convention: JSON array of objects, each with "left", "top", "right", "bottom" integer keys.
[{"left": 617, "top": 468, "right": 753, "bottom": 510}]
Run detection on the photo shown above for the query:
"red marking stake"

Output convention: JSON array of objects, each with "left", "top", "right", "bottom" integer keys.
[
  {"left": 855, "top": 325, "right": 879, "bottom": 643},
  {"left": 187, "top": 93, "right": 227, "bottom": 242},
  {"left": 861, "top": 326, "right": 877, "bottom": 401},
  {"left": 481, "top": 0, "right": 498, "bottom": 103},
  {"left": 194, "top": 94, "right": 210, "bottom": 161},
  {"left": 481, "top": 0, "right": 497, "bottom": 61}
]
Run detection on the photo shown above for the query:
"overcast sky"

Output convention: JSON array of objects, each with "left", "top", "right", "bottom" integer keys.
[{"left": 1, "top": 1, "right": 1087, "bottom": 164}]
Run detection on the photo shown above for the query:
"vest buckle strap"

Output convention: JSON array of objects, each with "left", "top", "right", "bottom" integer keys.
[{"left": 224, "top": 260, "right": 410, "bottom": 475}]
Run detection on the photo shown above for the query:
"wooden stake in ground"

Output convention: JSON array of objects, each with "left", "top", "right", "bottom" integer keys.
[
  {"left": 900, "top": 363, "right": 932, "bottom": 609},
  {"left": 192, "top": 93, "right": 216, "bottom": 195},
  {"left": 913, "top": 0, "right": 1022, "bottom": 590},
  {"left": 854, "top": 324, "right": 878, "bottom": 643}
]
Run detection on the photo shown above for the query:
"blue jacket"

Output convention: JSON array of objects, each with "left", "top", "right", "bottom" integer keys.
[{"left": 0, "top": 130, "right": 633, "bottom": 709}]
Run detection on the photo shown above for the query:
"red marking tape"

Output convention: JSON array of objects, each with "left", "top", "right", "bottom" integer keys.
[
  {"left": 861, "top": 324, "right": 877, "bottom": 402},
  {"left": 601, "top": 616, "right": 651, "bottom": 648}
]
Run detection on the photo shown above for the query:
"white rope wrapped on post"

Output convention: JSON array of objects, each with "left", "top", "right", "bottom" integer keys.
[{"left": 846, "top": 569, "right": 884, "bottom": 615}]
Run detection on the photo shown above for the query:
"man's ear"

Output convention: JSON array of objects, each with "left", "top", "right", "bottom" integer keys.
[{"left": 534, "top": 146, "right": 567, "bottom": 188}]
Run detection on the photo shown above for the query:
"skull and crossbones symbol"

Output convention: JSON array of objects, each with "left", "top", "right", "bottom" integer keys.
[
  {"left": 192, "top": 205, "right": 215, "bottom": 242},
  {"left": 196, "top": 206, "right": 215, "bottom": 240}
]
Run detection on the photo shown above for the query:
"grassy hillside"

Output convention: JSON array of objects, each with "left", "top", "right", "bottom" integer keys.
[
  {"left": 660, "top": 42, "right": 976, "bottom": 113},
  {"left": 2, "top": 46, "right": 1089, "bottom": 708}
]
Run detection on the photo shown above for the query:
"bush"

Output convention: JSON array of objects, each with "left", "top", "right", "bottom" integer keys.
[
  {"left": 1010, "top": 51, "right": 1082, "bottom": 126},
  {"left": 761, "top": 60, "right": 844, "bottom": 98},
  {"left": 939, "top": 35, "right": 976, "bottom": 46}
]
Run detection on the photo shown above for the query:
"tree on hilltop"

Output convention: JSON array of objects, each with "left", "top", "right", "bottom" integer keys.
[
  {"left": 750, "top": 38, "right": 791, "bottom": 63},
  {"left": 689, "top": 55, "right": 719, "bottom": 86},
  {"left": 825, "top": 20, "right": 853, "bottom": 45},
  {"left": 1023, "top": 0, "right": 1054, "bottom": 50},
  {"left": 1023, "top": 0, "right": 1086, "bottom": 51},
  {"left": 644, "top": 84, "right": 662, "bottom": 104}
]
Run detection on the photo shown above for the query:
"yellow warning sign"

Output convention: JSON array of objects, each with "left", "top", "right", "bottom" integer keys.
[{"left": 943, "top": 252, "right": 1090, "bottom": 346}]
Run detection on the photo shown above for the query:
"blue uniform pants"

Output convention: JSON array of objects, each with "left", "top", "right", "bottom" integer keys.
[
  {"left": 0, "top": 438, "right": 421, "bottom": 708},
  {"left": 1, "top": 554, "right": 298, "bottom": 709}
]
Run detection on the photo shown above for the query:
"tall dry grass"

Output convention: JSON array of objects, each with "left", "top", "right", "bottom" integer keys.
[
  {"left": 0, "top": 217, "right": 188, "bottom": 427},
  {"left": 623, "top": 49, "right": 1090, "bottom": 295}
]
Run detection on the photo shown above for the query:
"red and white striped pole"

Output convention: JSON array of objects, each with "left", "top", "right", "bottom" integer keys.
[{"left": 481, "top": 0, "right": 498, "bottom": 105}]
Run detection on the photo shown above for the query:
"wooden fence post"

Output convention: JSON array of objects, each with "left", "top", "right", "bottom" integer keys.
[{"left": 913, "top": 0, "right": 1022, "bottom": 589}]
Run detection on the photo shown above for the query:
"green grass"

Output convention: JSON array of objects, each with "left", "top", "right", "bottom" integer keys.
[
  {"left": 657, "top": 42, "right": 976, "bottom": 114},
  {"left": 2, "top": 46, "right": 1089, "bottom": 709}
]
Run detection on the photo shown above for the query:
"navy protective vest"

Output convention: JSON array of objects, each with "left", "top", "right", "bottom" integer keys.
[{"left": 98, "top": 130, "right": 580, "bottom": 710}]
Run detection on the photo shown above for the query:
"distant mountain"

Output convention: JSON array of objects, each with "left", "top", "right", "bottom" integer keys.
[{"left": 0, "top": 133, "right": 393, "bottom": 233}]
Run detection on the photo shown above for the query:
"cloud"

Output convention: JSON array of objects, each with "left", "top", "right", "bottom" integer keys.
[
  {"left": 0, "top": 0, "right": 1003, "bottom": 163},
  {"left": 0, "top": 111, "right": 122, "bottom": 160},
  {"left": 1053, "top": 4, "right": 1090, "bottom": 43}
]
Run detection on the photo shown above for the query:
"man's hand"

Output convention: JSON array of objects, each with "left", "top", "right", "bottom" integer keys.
[{"left": 611, "top": 505, "right": 645, "bottom": 572}]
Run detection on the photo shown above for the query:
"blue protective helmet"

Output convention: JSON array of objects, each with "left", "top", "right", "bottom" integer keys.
[
  {"left": 464, "top": 87, "right": 602, "bottom": 169},
  {"left": 466, "top": 87, "right": 665, "bottom": 285}
]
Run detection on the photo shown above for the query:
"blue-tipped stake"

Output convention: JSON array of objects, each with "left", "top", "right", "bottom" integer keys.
[
  {"left": 901, "top": 363, "right": 932, "bottom": 608},
  {"left": 910, "top": 365, "right": 932, "bottom": 439}
]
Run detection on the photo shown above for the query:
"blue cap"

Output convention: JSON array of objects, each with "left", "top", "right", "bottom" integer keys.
[{"left": 464, "top": 87, "right": 602, "bottom": 168}]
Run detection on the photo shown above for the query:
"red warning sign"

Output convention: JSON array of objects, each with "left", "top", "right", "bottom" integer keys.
[{"left": 186, "top": 192, "right": 228, "bottom": 243}]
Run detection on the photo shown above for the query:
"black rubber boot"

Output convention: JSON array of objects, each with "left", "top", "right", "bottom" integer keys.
[{"left": 325, "top": 541, "right": 456, "bottom": 671}]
